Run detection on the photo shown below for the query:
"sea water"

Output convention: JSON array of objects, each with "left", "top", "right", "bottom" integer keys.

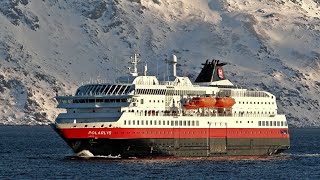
[{"left": 0, "top": 126, "right": 319, "bottom": 179}]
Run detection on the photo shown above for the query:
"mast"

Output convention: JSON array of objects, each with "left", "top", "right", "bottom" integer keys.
[{"left": 129, "top": 54, "right": 140, "bottom": 77}]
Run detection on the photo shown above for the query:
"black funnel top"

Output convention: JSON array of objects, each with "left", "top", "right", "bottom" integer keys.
[{"left": 194, "top": 59, "right": 228, "bottom": 83}]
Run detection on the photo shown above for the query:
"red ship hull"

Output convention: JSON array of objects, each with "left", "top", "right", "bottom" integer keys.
[{"left": 52, "top": 125, "right": 290, "bottom": 157}]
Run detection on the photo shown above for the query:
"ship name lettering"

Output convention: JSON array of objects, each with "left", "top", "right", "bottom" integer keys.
[{"left": 88, "top": 131, "right": 112, "bottom": 135}]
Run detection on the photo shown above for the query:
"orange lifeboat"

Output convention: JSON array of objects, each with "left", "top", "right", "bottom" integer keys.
[
  {"left": 215, "top": 96, "right": 235, "bottom": 108},
  {"left": 183, "top": 98, "right": 199, "bottom": 109},
  {"left": 183, "top": 96, "right": 216, "bottom": 109},
  {"left": 193, "top": 96, "right": 216, "bottom": 108}
]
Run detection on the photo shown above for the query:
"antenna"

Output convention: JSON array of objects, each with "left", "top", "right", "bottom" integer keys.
[
  {"left": 166, "top": 58, "right": 168, "bottom": 81},
  {"left": 156, "top": 60, "right": 159, "bottom": 78}
]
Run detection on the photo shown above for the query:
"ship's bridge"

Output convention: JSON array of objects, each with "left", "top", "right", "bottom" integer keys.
[
  {"left": 75, "top": 84, "right": 134, "bottom": 96},
  {"left": 132, "top": 76, "right": 159, "bottom": 85}
]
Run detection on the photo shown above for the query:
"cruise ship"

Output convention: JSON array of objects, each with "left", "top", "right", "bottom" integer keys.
[{"left": 52, "top": 54, "right": 290, "bottom": 157}]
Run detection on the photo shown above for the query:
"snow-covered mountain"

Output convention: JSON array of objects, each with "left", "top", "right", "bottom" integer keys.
[{"left": 0, "top": 0, "right": 319, "bottom": 127}]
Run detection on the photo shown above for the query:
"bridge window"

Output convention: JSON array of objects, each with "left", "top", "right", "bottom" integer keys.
[{"left": 124, "top": 120, "right": 126, "bottom": 125}]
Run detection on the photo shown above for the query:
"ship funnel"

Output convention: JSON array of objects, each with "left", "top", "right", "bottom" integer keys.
[{"left": 171, "top": 55, "right": 177, "bottom": 77}]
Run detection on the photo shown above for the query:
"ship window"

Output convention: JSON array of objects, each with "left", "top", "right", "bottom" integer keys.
[
  {"left": 281, "top": 121, "right": 284, "bottom": 126},
  {"left": 183, "top": 121, "right": 186, "bottom": 126},
  {"left": 277, "top": 121, "right": 280, "bottom": 126},
  {"left": 196, "top": 121, "right": 199, "bottom": 126},
  {"left": 192, "top": 121, "right": 195, "bottom": 126},
  {"left": 266, "top": 121, "right": 269, "bottom": 126},
  {"left": 85, "top": 125, "right": 87, "bottom": 127},
  {"left": 236, "top": 121, "right": 238, "bottom": 123},
  {"left": 187, "top": 121, "right": 190, "bottom": 126},
  {"left": 101, "top": 124, "right": 104, "bottom": 127},
  {"left": 128, "top": 121, "right": 131, "bottom": 125},
  {"left": 285, "top": 121, "right": 287, "bottom": 126},
  {"left": 247, "top": 121, "right": 249, "bottom": 123},
  {"left": 154, "top": 121, "right": 157, "bottom": 125},
  {"left": 179, "top": 121, "right": 182, "bottom": 126},
  {"left": 258, "top": 121, "right": 261, "bottom": 126},
  {"left": 262, "top": 121, "right": 265, "bottom": 126},
  {"left": 141, "top": 120, "right": 144, "bottom": 125},
  {"left": 124, "top": 120, "right": 126, "bottom": 125},
  {"left": 146, "top": 121, "right": 148, "bottom": 125},
  {"left": 270, "top": 121, "right": 272, "bottom": 126},
  {"left": 175, "top": 121, "right": 178, "bottom": 126},
  {"left": 273, "top": 121, "right": 276, "bottom": 126},
  {"left": 163, "top": 120, "right": 165, "bottom": 125},
  {"left": 171, "top": 121, "right": 174, "bottom": 126},
  {"left": 167, "top": 121, "right": 170, "bottom": 126},
  {"left": 137, "top": 120, "right": 139, "bottom": 125},
  {"left": 150, "top": 120, "right": 152, "bottom": 125},
  {"left": 141, "top": 99, "right": 144, "bottom": 104}
]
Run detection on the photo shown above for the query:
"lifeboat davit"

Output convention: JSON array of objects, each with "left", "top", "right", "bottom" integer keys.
[{"left": 215, "top": 96, "right": 235, "bottom": 108}]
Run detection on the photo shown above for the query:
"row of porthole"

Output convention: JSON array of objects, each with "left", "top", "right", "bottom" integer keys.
[
  {"left": 73, "top": 124, "right": 112, "bottom": 128},
  {"left": 235, "top": 111, "right": 275, "bottom": 115},
  {"left": 258, "top": 121, "right": 287, "bottom": 127},
  {"left": 238, "top": 101, "right": 274, "bottom": 105},
  {"left": 124, "top": 120, "right": 200, "bottom": 126},
  {"left": 229, "top": 131, "right": 283, "bottom": 134},
  {"left": 112, "top": 131, "right": 208, "bottom": 135}
]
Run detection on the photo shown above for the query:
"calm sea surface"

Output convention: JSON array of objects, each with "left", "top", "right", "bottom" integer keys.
[{"left": 0, "top": 126, "right": 319, "bottom": 179}]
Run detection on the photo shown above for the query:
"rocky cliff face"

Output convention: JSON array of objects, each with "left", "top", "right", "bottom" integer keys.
[{"left": 0, "top": 0, "right": 319, "bottom": 126}]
